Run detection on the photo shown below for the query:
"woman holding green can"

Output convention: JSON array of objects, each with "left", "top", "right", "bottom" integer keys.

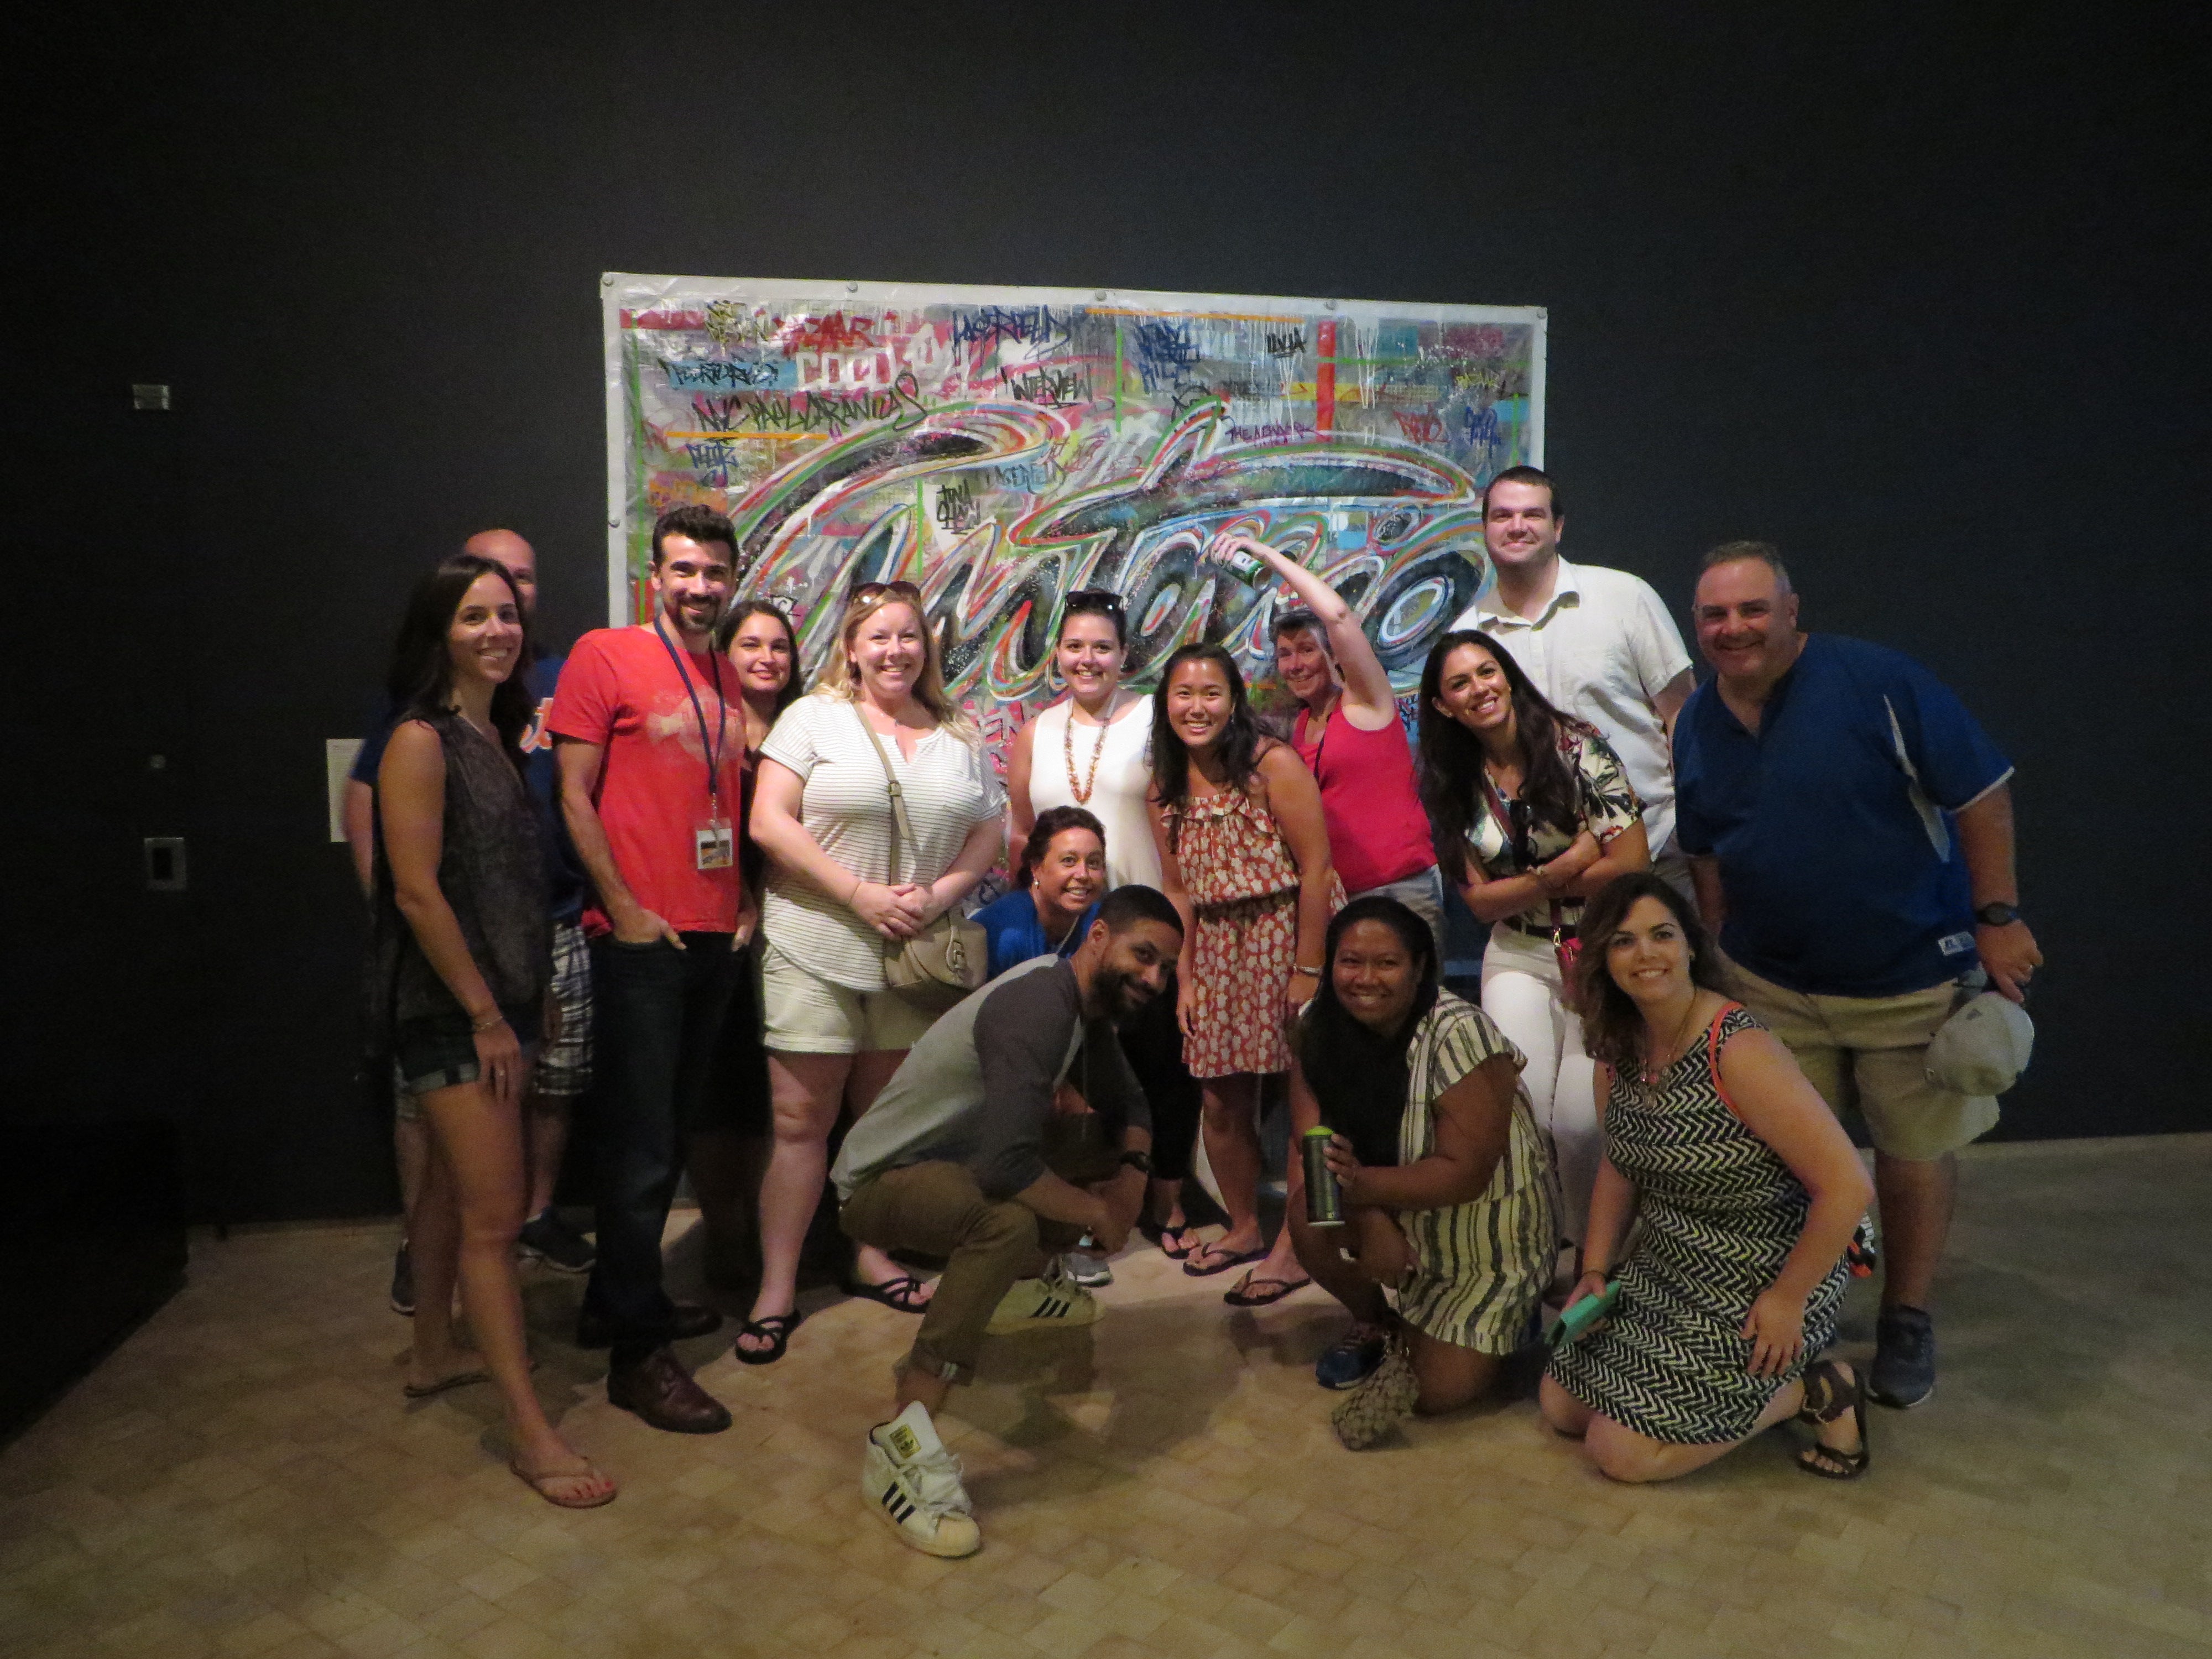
[{"left": 1284, "top": 895, "right": 1558, "bottom": 1447}]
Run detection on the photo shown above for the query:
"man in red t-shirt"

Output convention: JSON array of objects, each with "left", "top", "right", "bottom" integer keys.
[{"left": 551, "top": 504, "right": 757, "bottom": 1434}]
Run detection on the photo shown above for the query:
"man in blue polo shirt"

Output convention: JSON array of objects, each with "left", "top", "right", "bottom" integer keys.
[{"left": 1674, "top": 542, "right": 2043, "bottom": 1410}]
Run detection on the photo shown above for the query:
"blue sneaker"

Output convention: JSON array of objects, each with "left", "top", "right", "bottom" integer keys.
[
  {"left": 1315, "top": 1324, "right": 1388, "bottom": 1390},
  {"left": 1870, "top": 1305, "right": 1937, "bottom": 1408}
]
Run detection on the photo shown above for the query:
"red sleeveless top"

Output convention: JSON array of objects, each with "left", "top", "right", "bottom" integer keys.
[{"left": 1292, "top": 701, "right": 1437, "bottom": 894}]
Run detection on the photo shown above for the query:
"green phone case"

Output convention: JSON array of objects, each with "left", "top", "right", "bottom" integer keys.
[{"left": 1549, "top": 1280, "right": 1621, "bottom": 1347}]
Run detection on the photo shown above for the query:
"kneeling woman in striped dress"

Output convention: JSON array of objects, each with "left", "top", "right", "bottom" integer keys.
[{"left": 1285, "top": 895, "right": 1558, "bottom": 1447}]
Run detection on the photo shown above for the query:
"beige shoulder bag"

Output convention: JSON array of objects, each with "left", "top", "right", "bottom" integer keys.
[{"left": 852, "top": 705, "right": 988, "bottom": 998}]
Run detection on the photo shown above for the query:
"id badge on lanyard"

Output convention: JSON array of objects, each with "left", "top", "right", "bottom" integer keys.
[
  {"left": 695, "top": 818, "right": 735, "bottom": 870},
  {"left": 654, "top": 618, "right": 737, "bottom": 874}
]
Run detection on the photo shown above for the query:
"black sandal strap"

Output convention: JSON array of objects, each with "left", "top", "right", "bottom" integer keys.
[
  {"left": 1796, "top": 1359, "right": 1854, "bottom": 1426},
  {"left": 1793, "top": 1360, "right": 1870, "bottom": 1479},
  {"left": 734, "top": 1311, "right": 802, "bottom": 1365}
]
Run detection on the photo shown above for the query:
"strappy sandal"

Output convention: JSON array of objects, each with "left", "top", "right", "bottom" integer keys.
[
  {"left": 841, "top": 1274, "right": 932, "bottom": 1313},
  {"left": 1794, "top": 1357, "right": 1870, "bottom": 1479},
  {"left": 733, "top": 1311, "right": 804, "bottom": 1365}
]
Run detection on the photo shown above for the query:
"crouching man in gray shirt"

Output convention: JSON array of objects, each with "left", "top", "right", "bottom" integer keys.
[{"left": 832, "top": 885, "right": 1183, "bottom": 1558}]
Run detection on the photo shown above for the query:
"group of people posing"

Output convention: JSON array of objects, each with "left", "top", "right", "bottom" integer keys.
[{"left": 356, "top": 467, "right": 2041, "bottom": 1556}]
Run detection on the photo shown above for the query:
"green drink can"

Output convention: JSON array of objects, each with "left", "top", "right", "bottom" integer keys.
[
  {"left": 1302, "top": 1127, "right": 1344, "bottom": 1227},
  {"left": 1214, "top": 542, "right": 1269, "bottom": 583}
]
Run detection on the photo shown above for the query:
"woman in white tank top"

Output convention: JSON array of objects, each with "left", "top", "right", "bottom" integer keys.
[
  {"left": 1018, "top": 702, "right": 1159, "bottom": 888},
  {"left": 1011, "top": 595, "right": 1159, "bottom": 889},
  {"left": 1006, "top": 591, "right": 1199, "bottom": 1257}
]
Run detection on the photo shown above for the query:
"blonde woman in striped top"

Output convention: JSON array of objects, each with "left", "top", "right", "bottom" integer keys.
[
  {"left": 745, "top": 582, "right": 1006, "bottom": 1363},
  {"left": 1285, "top": 894, "right": 1557, "bottom": 1447}
]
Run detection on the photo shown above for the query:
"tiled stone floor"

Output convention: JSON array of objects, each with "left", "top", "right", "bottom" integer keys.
[{"left": 3, "top": 1135, "right": 2208, "bottom": 1659}]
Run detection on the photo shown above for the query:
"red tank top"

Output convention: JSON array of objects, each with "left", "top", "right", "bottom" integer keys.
[{"left": 1292, "top": 701, "right": 1436, "bottom": 894}]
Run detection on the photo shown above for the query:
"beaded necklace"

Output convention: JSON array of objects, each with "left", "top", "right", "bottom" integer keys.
[{"left": 1063, "top": 698, "right": 1113, "bottom": 804}]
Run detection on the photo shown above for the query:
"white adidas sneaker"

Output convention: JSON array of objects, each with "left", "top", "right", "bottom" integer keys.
[
  {"left": 863, "top": 1401, "right": 980, "bottom": 1558},
  {"left": 985, "top": 1266, "right": 1100, "bottom": 1334}
]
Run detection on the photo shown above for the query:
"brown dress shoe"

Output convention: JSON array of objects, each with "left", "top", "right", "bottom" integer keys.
[{"left": 606, "top": 1346, "right": 732, "bottom": 1434}]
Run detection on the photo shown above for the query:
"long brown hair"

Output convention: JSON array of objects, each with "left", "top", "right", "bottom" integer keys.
[
  {"left": 1573, "top": 872, "right": 1730, "bottom": 1076},
  {"left": 384, "top": 554, "right": 536, "bottom": 760},
  {"left": 717, "top": 598, "right": 804, "bottom": 719},
  {"left": 1295, "top": 895, "right": 1441, "bottom": 1168},
  {"left": 1416, "top": 630, "right": 1593, "bottom": 883},
  {"left": 1147, "top": 641, "right": 1265, "bottom": 852}
]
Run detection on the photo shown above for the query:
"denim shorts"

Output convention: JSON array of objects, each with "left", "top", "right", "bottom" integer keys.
[{"left": 394, "top": 1000, "right": 544, "bottom": 1098}]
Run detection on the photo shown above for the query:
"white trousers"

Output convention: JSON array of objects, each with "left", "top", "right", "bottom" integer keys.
[{"left": 1480, "top": 925, "right": 1598, "bottom": 1245}]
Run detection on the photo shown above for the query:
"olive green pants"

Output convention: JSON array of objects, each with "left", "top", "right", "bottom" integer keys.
[{"left": 839, "top": 1120, "right": 1119, "bottom": 1381}]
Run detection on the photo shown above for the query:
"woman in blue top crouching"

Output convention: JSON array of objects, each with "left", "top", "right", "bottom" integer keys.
[{"left": 974, "top": 806, "right": 1107, "bottom": 979}]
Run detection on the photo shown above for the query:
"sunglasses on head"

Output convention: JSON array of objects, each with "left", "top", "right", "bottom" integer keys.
[
  {"left": 1065, "top": 588, "right": 1126, "bottom": 613},
  {"left": 849, "top": 580, "right": 922, "bottom": 603},
  {"left": 1506, "top": 798, "right": 1540, "bottom": 866}
]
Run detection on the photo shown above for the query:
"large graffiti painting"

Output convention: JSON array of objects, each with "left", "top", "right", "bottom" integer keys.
[{"left": 604, "top": 276, "right": 1545, "bottom": 759}]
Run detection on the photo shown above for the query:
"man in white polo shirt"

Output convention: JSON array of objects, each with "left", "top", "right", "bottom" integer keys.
[{"left": 1448, "top": 466, "right": 1695, "bottom": 883}]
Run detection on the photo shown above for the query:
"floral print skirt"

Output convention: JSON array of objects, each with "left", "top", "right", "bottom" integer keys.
[{"left": 1185, "top": 889, "right": 1300, "bottom": 1079}]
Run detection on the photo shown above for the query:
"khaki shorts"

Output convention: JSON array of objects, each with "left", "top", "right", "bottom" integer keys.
[
  {"left": 1726, "top": 957, "right": 1999, "bottom": 1161},
  {"left": 759, "top": 941, "right": 942, "bottom": 1056}
]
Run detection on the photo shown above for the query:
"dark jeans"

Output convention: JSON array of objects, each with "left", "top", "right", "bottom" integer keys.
[{"left": 583, "top": 932, "right": 745, "bottom": 1366}]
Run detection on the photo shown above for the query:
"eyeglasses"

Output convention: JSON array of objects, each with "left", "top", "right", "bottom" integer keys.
[
  {"left": 849, "top": 580, "right": 922, "bottom": 604},
  {"left": 1065, "top": 588, "right": 1126, "bottom": 613}
]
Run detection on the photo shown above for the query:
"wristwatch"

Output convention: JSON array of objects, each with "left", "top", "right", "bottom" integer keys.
[
  {"left": 1118, "top": 1149, "right": 1153, "bottom": 1175},
  {"left": 1974, "top": 901, "right": 2021, "bottom": 927}
]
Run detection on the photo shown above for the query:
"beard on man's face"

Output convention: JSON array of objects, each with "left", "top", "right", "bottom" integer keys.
[{"left": 1090, "top": 961, "right": 1156, "bottom": 1028}]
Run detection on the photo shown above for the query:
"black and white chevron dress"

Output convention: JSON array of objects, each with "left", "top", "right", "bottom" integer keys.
[{"left": 1546, "top": 1004, "right": 1849, "bottom": 1444}]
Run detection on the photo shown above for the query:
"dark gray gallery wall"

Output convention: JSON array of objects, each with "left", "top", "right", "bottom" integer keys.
[{"left": 9, "top": 5, "right": 2206, "bottom": 1220}]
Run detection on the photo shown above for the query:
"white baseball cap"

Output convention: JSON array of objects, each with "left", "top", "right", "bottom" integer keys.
[{"left": 1925, "top": 991, "right": 2035, "bottom": 1096}]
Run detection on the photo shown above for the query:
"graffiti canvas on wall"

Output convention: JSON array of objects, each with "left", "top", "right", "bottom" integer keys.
[{"left": 602, "top": 275, "right": 1545, "bottom": 758}]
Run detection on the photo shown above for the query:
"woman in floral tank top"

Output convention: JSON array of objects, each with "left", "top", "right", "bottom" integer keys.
[{"left": 1148, "top": 644, "right": 1341, "bottom": 1301}]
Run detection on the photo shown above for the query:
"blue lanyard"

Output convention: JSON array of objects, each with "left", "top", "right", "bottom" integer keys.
[{"left": 651, "top": 618, "right": 732, "bottom": 810}]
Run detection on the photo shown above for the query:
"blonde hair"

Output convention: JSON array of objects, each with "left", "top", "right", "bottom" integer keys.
[{"left": 810, "top": 588, "right": 976, "bottom": 741}]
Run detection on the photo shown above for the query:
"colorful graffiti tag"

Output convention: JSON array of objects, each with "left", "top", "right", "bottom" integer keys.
[{"left": 603, "top": 277, "right": 1545, "bottom": 752}]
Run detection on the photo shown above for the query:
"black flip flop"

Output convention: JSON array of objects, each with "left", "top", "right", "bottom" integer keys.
[
  {"left": 842, "top": 1274, "right": 932, "bottom": 1313},
  {"left": 402, "top": 1367, "right": 489, "bottom": 1400},
  {"left": 733, "top": 1311, "right": 803, "bottom": 1366},
  {"left": 1223, "top": 1272, "right": 1311, "bottom": 1307},
  {"left": 1183, "top": 1242, "right": 1266, "bottom": 1279},
  {"left": 401, "top": 1354, "right": 536, "bottom": 1399},
  {"left": 1156, "top": 1224, "right": 1199, "bottom": 1261}
]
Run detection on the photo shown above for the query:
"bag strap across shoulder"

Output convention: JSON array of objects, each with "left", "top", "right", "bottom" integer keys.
[{"left": 852, "top": 702, "right": 916, "bottom": 886}]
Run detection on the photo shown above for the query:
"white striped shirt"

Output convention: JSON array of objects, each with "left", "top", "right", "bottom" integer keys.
[{"left": 758, "top": 692, "right": 1005, "bottom": 991}]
